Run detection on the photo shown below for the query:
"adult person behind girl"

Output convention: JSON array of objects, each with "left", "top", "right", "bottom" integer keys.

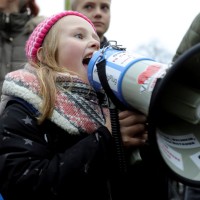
[
  {"left": 69, "top": 0, "right": 110, "bottom": 48},
  {"left": 0, "top": 0, "right": 45, "bottom": 95},
  {"left": 0, "top": 11, "right": 148, "bottom": 200}
]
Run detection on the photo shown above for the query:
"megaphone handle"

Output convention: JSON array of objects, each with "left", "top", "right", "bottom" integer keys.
[{"left": 108, "top": 97, "right": 127, "bottom": 173}]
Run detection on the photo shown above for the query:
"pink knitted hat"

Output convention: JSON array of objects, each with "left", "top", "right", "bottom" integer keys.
[{"left": 25, "top": 11, "right": 96, "bottom": 61}]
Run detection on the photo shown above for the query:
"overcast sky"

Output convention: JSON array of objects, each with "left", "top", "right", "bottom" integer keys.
[{"left": 36, "top": 0, "right": 200, "bottom": 55}]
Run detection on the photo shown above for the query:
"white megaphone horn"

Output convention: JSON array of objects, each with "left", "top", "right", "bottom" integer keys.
[{"left": 88, "top": 41, "right": 200, "bottom": 187}]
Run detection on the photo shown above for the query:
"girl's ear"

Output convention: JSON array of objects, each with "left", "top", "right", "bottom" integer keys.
[{"left": 37, "top": 47, "right": 43, "bottom": 61}]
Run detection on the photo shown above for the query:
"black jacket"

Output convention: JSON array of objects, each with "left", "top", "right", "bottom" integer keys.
[{"left": 0, "top": 99, "right": 113, "bottom": 200}]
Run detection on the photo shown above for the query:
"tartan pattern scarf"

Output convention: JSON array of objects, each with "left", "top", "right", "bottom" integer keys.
[{"left": 2, "top": 64, "right": 106, "bottom": 135}]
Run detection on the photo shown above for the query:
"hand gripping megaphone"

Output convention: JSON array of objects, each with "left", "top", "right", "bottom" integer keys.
[{"left": 88, "top": 41, "right": 200, "bottom": 187}]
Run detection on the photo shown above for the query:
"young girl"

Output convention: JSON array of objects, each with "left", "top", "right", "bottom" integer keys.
[{"left": 0, "top": 11, "right": 147, "bottom": 200}]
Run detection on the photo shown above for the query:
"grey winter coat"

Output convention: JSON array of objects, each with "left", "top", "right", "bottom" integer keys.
[
  {"left": 0, "top": 11, "right": 45, "bottom": 95},
  {"left": 172, "top": 12, "right": 200, "bottom": 63}
]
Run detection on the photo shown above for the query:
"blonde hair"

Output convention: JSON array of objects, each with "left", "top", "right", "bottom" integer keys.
[{"left": 32, "top": 22, "right": 73, "bottom": 124}]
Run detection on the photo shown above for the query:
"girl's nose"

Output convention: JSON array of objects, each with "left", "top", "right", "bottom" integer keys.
[{"left": 90, "top": 39, "right": 100, "bottom": 50}]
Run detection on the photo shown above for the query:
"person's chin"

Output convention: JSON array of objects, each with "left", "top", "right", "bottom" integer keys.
[{"left": 95, "top": 28, "right": 105, "bottom": 35}]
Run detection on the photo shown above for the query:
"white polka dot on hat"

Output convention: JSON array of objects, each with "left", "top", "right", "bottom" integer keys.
[{"left": 25, "top": 10, "right": 95, "bottom": 61}]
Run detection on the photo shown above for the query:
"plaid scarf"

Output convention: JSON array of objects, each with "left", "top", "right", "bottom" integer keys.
[{"left": 2, "top": 64, "right": 106, "bottom": 135}]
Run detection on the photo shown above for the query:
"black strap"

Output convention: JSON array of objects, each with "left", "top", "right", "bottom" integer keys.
[{"left": 96, "top": 59, "right": 127, "bottom": 174}]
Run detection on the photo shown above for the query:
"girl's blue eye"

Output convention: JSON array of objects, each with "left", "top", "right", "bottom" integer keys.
[{"left": 75, "top": 34, "right": 83, "bottom": 39}]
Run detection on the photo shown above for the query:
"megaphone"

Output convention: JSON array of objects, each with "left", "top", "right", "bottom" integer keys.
[{"left": 88, "top": 41, "right": 200, "bottom": 187}]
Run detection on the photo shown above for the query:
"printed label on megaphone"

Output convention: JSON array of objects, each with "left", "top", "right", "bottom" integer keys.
[{"left": 88, "top": 46, "right": 169, "bottom": 114}]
